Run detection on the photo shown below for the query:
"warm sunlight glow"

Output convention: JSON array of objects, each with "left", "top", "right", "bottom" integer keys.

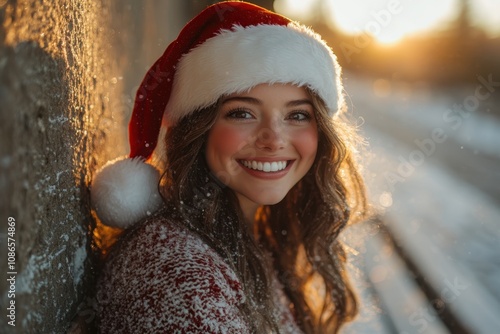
[
  {"left": 470, "top": 0, "right": 500, "bottom": 37},
  {"left": 274, "top": 0, "right": 320, "bottom": 22},
  {"left": 376, "top": 30, "right": 406, "bottom": 45},
  {"left": 326, "top": 0, "right": 458, "bottom": 44},
  {"left": 275, "top": 0, "right": 460, "bottom": 44}
]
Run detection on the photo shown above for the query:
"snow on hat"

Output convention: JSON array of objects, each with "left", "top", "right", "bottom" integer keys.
[{"left": 91, "top": 1, "right": 344, "bottom": 228}]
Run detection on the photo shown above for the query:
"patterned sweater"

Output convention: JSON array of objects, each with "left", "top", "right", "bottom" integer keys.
[{"left": 96, "top": 217, "right": 303, "bottom": 333}]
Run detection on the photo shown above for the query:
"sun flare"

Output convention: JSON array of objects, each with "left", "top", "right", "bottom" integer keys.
[
  {"left": 374, "top": 30, "right": 407, "bottom": 45},
  {"left": 275, "top": 0, "right": 459, "bottom": 45}
]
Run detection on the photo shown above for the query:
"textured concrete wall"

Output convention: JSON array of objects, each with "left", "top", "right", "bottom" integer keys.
[{"left": 0, "top": 0, "right": 127, "bottom": 332}]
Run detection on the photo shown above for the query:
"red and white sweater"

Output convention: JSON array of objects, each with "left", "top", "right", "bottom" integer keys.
[{"left": 96, "top": 217, "right": 303, "bottom": 333}]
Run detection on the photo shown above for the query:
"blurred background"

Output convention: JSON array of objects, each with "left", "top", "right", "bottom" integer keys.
[{"left": 111, "top": 0, "right": 500, "bottom": 333}]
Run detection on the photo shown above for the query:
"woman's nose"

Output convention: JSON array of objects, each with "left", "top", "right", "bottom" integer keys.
[{"left": 255, "top": 121, "right": 285, "bottom": 151}]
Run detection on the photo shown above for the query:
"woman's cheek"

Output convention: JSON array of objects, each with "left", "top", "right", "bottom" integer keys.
[
  {"left": 206, "top": 123, "right": 254, "bottom": 176},
  {"left": 209, "top": 124, "right": 251, "bottom": 155},
  {"left": 293, "top": 127, "right": 318, "bottom": 160}
]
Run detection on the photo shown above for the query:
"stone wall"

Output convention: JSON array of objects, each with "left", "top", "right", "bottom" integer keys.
[{"left": 0, "top": 1, "right": 126, "bottom": 332}]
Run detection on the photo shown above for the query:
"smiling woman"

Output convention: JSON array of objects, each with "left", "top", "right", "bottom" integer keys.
[{"left": 90, "top": 2, "right": 368, "bottom": 333}]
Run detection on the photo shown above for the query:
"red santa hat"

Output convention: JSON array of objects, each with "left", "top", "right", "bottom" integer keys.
[{"left": 91, "top": 1, "right": 344, "bottom": 228}]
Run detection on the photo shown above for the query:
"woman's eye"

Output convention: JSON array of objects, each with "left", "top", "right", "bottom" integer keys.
[
  {"left": 226, "top": 108, "right": 253, "bottom": 119},
  {"left": 287, "top": 111, "right": 311, "bottom": 122}
]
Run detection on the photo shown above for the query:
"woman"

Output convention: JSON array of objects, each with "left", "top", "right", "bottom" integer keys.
[{"left": 91, "top": 2, "right": 367, "bottom": 333}]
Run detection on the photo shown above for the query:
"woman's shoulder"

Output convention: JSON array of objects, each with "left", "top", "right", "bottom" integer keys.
[
  {"left": 109, "top": 216, "right": 242, "bottom": 288},
  {"left": 105, "top": 215, "right": 214, "bottom": 259},
  {"left": 97, "top": 215, "right": 249, "bottom": 333}
]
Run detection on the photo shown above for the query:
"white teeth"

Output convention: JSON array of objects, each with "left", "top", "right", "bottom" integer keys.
[{"left": 241, "top": 160, "right": 288, "bottom": 172}]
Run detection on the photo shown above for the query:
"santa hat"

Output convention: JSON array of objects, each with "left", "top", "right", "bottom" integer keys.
[{"left": 91, "top": 1, "right": 344, "bottom": 228}]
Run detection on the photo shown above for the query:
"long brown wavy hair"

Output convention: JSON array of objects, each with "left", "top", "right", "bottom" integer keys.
[{"left": 159, "top": 88, "right": 368, "bottom": 333}]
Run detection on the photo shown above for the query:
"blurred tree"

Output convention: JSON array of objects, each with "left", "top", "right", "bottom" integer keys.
[{"left": 456, "top": 0, "right": 471, "bottom": 38}]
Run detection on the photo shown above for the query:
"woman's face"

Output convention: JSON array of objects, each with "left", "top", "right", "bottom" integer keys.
[{"left": 205, "top": 83, "right": 318, "bottom": 216}]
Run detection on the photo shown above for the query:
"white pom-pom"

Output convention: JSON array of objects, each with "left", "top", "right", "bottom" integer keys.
[{"left": 91, "top": 157, "right": 163, "bottom": 228}]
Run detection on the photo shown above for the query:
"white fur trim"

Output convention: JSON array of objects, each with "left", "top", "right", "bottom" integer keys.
[
  {"left": 91, "top": 157, "right": 163, "bottom": 228},
  {"left": 165, "top": 23, "right": 343, "bottom": 124}
]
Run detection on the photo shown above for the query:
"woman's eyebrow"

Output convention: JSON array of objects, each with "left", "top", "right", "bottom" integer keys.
[
  {"left": 286, "top": 99, "right": 313, "bottom": 107},
  {"left": 221, "top": 97, "right": 312, "bottom": 107}
]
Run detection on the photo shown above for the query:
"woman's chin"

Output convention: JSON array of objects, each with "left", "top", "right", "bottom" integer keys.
[{"left": 250, "top": 193, "right": 287, "bottom": 206}]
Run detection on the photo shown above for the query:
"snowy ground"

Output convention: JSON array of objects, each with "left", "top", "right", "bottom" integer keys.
[{"left": 340, "top": 73, "right": 500, "bottom": 333}]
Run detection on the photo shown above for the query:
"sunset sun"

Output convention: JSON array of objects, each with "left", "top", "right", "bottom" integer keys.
[{"left": 275, "top": 0, "right": 461, "bottom": 45}]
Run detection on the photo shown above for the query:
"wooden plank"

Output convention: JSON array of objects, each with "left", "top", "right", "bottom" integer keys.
[
  {"left": 342, "top": 222, "right": 397, "bottom": 334},
  {"left": 385, "top": 214, "right": 500, "bottom": 333},
  {"left": 364, "top": 230, "right": 450, "bottom": 334}
]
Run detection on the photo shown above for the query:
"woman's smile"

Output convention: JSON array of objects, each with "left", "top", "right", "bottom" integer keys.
[
  {"left": 237, "top": 158, "right": 295, "bottom": 180},
  {"left": 239, "top": 159, "right": 290, "bottom": 173}
]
